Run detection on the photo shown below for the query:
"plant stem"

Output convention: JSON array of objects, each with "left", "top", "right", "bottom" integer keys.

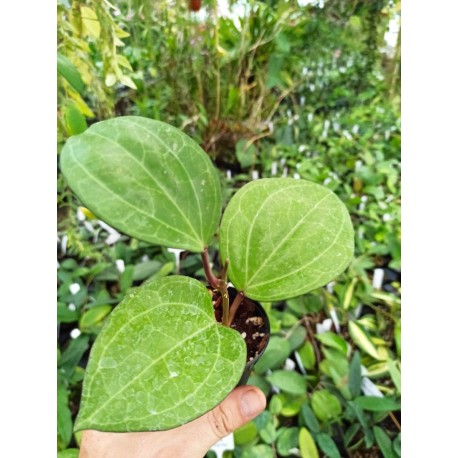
[
  {"left": 200, "top": 252, "right": 242, "bottom": 327},
  {"left": 219, "top": 281, "right": 230, "bottom": 327},
  {"left": 228, "top": 291, "right": 244, "bottom": 326},
  {"left": 201, "top": 248, "right": 219, "bottom": 289},
  {"left": 220, "top": 258, "right": 229, "bottom": 282},
  {"left": 213, "top": 295, "right": 222, "bottom": 309},
  {"left": 200, "top": 250, "right": 230, "bottom": 325},
  {"left": 304, "top": 316, "right": 321, "bottom": 365},
  {"left": 217, "top": 258, "right": 230, "bottom": 326},
  {"left": 389, "top": 411, "right": 401, "bottom": 431}
]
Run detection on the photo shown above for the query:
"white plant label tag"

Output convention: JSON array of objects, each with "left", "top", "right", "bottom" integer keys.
[{"left": 210, "top": 433, "right": 235, "bottom": 458}]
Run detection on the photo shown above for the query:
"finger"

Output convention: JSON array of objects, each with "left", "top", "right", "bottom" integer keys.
[
  {"left": 79, "top": 386, "right": 267, "bottom": 458},
  {"left": 178, "top": 385, "right": 266, "bottom": 456}
]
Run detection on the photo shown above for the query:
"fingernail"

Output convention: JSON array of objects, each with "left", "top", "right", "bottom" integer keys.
[{"left": 241, "top": 389, "right": 265, "bottom": 418}]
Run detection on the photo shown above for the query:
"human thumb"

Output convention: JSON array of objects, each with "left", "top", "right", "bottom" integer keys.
[{"left": 184, "top": 385, "right": 266, "bottom": 456}]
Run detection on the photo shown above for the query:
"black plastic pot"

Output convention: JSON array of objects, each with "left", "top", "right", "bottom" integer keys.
[
  {"left": 224, "top": 288, "right": 270, "bottom": 386},
  {"left": 236, "top": 303, "right": 270, "bottom": 385}
]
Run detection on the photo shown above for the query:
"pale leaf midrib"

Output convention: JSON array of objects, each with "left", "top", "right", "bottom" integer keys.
[
  {"left": 67, "top": 140, "right": 198, "bottom": 248},
  {"left": 99, "top": 336, "right": 245, "bottom": 431},
  {"left": 125, "top": 118, "right": 211, "bottom": 246},
  {"left": 242, "top": 184, "right": 298, "bottom": 288},
  {"left": 85, "top": 299, "right": 210, "bottom": 396},
  {"left": 245, "top": 191, "right": 334, "bottom": 288},
  {"left": 247, "top": 204, "right": 349, "bottom": 292},
  {"left": 129, "top": 323, "right": 223, "bottom": 422},
  {"left": 222, "top": 179, "right": 303, "bottom": 289},
  {"left": 88, "top": 130, "right": 202, "bottom": 245},
  {"left": 84, "top": 321, "right": 215, "bottom": 425}
]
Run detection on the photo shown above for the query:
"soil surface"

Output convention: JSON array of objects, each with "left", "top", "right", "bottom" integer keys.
[{"left": 210, "top": 288, "right": 270, "bottom": 363}]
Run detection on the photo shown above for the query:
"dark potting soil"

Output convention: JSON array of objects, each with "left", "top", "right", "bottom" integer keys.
[{"left": 210, "top": 288, "right": 269, "bottom": 363}]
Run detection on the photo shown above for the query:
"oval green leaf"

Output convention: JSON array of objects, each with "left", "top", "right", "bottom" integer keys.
[
  {"left": 316, "top": 331, "right": 348, "bottom": 354},
  {"left": 60, "top": 117, "right": 222, "bottom": 252},
  {"left": 348, "top": 350, "right": 362, "bottom": 398},
  {"left": 387, "top": 358, "right": 401, "bottom": 394},
  {"left": 266, "top": 370, "right": 307, "bottom": 395},
  {"left": 354, "top": 396, "right": 400, "bottom": 412},
  {"left": 311, "top": 389, "right": 342, "bottom": 422},
  {"left": 316, "top": 433, "right": 341, "bottom": 458},
  {"left": 57, "top": 53, "right": 85, "bottom": 94},
  {"left": 299, "top": 427, "right": 319, "bottom": 458},
  {"left": 348, "top": 321, "right": 381, "bottom": 360},
  {"left": 75, "top": 276, "right": 246, "bottom": 432},
  {"left": 79, "top": 305, "right": 112, "bottom": 332},
  {"left": 277, "top": 427, "right": 300, "bottom": 456},
  {"left": 234, "top": 421, "right": 258, "bottom": 445},
  {"left": 219, "top": 178, "right": 354, "bottom": 301},
  {"left": 280, "top": 394, "right": 304, "bottom": 417},
  {"left": 299, "top": 403, "right": 320, "bottom": 433},
  {"left": 297, "top": 341, "right": 316, "bottom": 370},
  {"left": 287, "top": 325, "right": 307, "bottom": 351},
  {"left": 373, "top": 426, "right": 396, "bottom": 458},
  {"left": 63, "top": 103, "right": 87, "bottom": 136}
]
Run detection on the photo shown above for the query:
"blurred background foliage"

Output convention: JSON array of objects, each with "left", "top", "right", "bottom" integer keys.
[{"left": 57, "top": 0, "right": 401, "bottom": 456}]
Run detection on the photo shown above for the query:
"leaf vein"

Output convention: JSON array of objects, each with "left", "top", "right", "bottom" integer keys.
[{"left": 89, "top": 130, "right": 202, "bottom": 244}]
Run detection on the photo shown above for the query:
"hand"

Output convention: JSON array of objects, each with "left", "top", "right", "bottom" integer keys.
[{"left": 79, "top": 385, "right": 266, "bottom": 458}]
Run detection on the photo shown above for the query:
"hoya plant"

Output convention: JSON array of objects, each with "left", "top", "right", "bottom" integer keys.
[{"left": 60, "top": 116, "right": 354, "bottom": 433}]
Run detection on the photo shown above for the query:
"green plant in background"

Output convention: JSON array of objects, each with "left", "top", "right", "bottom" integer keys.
[
  {"left": 113, "top": 0, "right": 322, "bottom": 164},
  {"left": 59, "top": 116, "right": 353, "bottom": 432},
  {"left": 57, "top": 0, "right": 140, "bottom": 263},
  {"left": 57, "top": 0, "right": 136, "bottom": 136},
  {"left": 57, "top": 1, "right": 400, "bottom": 456}
]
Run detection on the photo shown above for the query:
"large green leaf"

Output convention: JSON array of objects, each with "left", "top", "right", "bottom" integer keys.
[
  {"left": 219, "top": 178, "right": 354, "bottom": 301},
  {"left": 60, "top": 117, "right": 222, "bottom": 252},
  {"left": 75, "top": 276, "right": 246, "bottom": 432}
]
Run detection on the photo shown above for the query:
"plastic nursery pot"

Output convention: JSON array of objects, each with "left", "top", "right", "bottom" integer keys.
[{"left": 211, "top": 287, "right": 270, "bottom": 387}]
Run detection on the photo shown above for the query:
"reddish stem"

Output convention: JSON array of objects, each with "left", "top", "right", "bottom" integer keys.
[
  {"left": 228, "top": 291, "right": 244, "bottom": 327},
  {"left": 201, "top": 248, "right": 219, "bottom": 289},
  {"left": 213, "top": 295, "right": 222, "bottom": 309}
]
